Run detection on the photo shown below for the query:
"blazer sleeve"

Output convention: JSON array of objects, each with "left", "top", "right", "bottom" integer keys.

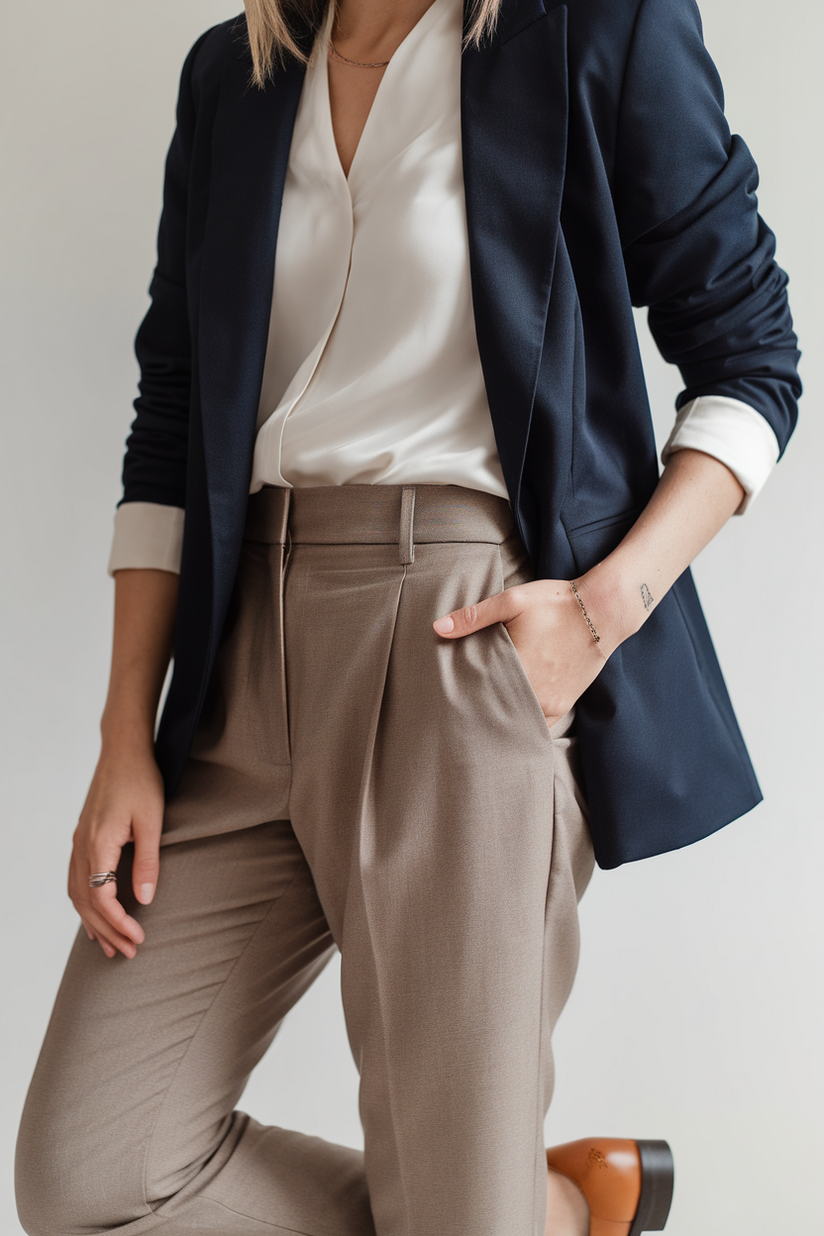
[
  {"left": 119, "top": 31, "right": 212, "bottom": 509},
  {"left": 613, "top": 0, "right": 801, "bottom": 455}
]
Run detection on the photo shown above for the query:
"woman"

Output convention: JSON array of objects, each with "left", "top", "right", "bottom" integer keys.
[{"left": 15, "top": 0, "right": 799, "bottom": 1232}]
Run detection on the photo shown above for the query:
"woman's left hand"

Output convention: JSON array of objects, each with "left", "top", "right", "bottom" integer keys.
[
  {"left": 432, "top": 453, "right": 748, "bottom": 727},
  {"left": 433, "top": 578, "right": 610, "bottom": 727}
]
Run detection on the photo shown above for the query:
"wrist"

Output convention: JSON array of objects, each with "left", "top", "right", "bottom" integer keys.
[
  {"left": 100, "top": 708, "right": 156, "bottom": 757},
  {"left": 574, "top": 560, "right": 645, "bottom": 655}
]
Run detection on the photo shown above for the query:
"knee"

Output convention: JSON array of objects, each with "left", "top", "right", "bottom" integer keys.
[
  {"left": 15, "top": 1096, "right": 141, "bottom": 1236},
  {"left": 15, "top": 1127, "right": 63, "bottom": 1235},
  {"left": 16, "top": 1107, "right": 81, "bottom": 1236}
]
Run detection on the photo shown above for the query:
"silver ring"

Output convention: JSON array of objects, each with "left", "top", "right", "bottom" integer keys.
[{"left": 88, "top": 871, "right": 117, "bottom": 889}]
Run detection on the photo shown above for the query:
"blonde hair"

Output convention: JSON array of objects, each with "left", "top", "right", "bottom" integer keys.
[{"left": 243, "top": 0, "right": 502, "bottom": 86}]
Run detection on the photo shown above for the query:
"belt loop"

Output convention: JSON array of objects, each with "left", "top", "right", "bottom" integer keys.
[
  {"left": 277, "top": 488, "right": 291, "bottom": 547},
  {"left": 282, "top": 490, "right": 293, "bottom": 567},
  {"left": 399, "top": 486, "right": 416, "bottom": 565}
]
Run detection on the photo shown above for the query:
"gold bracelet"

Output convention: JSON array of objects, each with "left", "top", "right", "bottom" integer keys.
[{"left": 568, "top": 580, "right": 600, "bottom": 645}]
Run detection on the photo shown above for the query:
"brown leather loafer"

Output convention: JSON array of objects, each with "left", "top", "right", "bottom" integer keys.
[{"left": 545, "top": 1139, "right": 674, "bottom": 1236}]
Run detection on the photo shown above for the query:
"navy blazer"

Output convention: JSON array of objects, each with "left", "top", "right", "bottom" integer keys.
[{"left": 123, "top": 0, "right": 800, "bottom": 869}]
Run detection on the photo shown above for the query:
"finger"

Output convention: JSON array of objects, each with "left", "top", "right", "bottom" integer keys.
[
  {"left": 89, "top": 882, "right": 145, "bottom": 945},
  {"left": 83, "top": 905, "right": 138, "bottom": 959},
  {"left": 86, "top": 834, "right": 146, "bottom": 943},
  {"left": 70, "top": 845, "right": 140, "bottom": 957},
  {"left": 433, "top": 588, "right": 526, "bottom": 638},
  {"left": 132, "top": 814, "right": 162, "bottom": 906},
  {"left": 70, "top": 863, "right": 144, "bottom": 950},
  {"left": 83, "top": 907, "right": 133, "bottom": 959},
  {"left": 83, "top": 922, "right": 115, "bottom": 958}
]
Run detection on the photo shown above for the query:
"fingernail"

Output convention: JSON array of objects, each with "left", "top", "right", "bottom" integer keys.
[
  {"left": 433, "top": 616, "right": 454, "bottom": 634},
  {"left": 139, "top": 884, "right": 155, "bottom": 904}
]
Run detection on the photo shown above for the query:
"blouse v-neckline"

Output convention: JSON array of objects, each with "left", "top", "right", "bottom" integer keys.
[
  {"left": 318, "top": 0, "right": 453, "bottom": 192},
  {"left": 248, "top": 0, "right": 509, "bottom": 506}
]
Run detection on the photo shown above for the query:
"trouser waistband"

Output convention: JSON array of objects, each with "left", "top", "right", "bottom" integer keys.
[{"left": 244, "top": 484, "right": 516, "bottom": 565}]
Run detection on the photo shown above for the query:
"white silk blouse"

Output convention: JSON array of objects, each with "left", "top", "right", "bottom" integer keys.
[
  {"left": 108, "top": 0, "right": 779, "bottom": 574},
  {"left": 251, "top": 0, "right": 504, "bottom": 496}
]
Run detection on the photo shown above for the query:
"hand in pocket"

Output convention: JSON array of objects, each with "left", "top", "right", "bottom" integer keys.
[{"left": 433, "top": 578, "right": 608, "bottom": 727}]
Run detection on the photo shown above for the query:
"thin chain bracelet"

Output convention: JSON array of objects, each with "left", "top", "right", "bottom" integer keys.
[{"left": 568, "top": 580, "right": 600, "bottom": 645}]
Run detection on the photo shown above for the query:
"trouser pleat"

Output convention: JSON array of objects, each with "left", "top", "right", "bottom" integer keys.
[{"left": 16, "top": 486, "right": 595, "bottom": 1236}]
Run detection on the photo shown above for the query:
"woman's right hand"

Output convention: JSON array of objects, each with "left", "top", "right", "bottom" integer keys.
[
  {"left": 70, "top": 565, "right": 179, "bottom": 958},
  {"left": 68, "top": 739, "right": 165, "bottom": 959}
]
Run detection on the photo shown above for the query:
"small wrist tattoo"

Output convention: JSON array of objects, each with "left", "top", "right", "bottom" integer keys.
[
  {"left": 640, "top": 583, "right": 654, "bottom": 611},
  {"left": 568, "top": 580, "right": 601, "bottom": 645}
]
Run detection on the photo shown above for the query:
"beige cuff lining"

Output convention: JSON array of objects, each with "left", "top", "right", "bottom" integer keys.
[
  {"left": 661, "top": 396, "right": 780, "bottom": 514},
  {"left": 107, "top": 502, "right": 185, "bottom": 576}
]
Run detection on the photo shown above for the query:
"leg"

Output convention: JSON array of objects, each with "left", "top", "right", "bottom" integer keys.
[
  {"left": 16, "top": 821, "right": 374, "bottom": 1236},
  {"left": 285, "top": 527, "right": 595, "bottom": 1236}
]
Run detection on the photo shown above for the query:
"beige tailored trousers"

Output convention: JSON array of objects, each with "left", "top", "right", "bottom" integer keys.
[{"left": 17, "top": 485, "right": 595, "bottom": 1236}]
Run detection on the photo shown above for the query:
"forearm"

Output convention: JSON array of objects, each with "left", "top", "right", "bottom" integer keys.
[
  {"left": 101, "top": 569, "right": 179, "bottom": 753},
  {"left": 582, "top": 449, "right": 745, "bottom": 655}
]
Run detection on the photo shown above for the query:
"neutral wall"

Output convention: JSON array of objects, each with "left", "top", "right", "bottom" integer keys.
[{"left": 1, "top": 1, "right": 821, "bottom": 1232}]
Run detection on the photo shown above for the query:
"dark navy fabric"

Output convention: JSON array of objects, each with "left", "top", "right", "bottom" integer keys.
[{"left": 122, "top": 0, "right": 800, "bottom": 868}]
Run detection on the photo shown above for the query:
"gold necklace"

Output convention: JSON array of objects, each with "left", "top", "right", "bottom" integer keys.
[{"left": 328, "top": 40, "right": 390, "bottom": 68}]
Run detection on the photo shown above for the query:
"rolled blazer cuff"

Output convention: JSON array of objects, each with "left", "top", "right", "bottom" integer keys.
[
  {"left": 661, "top": 396, "right": 780, "bottom": 514},
  {"left": 108, "top": 502, "right": 185, "bottom": 575}
]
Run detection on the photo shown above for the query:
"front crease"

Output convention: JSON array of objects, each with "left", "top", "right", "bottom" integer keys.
[
  {"left": 280, "top": 515, "right": 294, "bottom": 767},
  {"left": 350, "top": 558, "right": 412, "bottom": 1235}
]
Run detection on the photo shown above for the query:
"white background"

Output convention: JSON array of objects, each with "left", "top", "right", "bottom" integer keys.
[{"left": 1, "top": 1, "right": 821, "bottom": 1232}]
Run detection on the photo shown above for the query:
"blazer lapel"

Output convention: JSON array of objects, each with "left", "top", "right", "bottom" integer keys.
[
  {"left": 198, "top": 1, "right": 569, "bottom": 594},
  {"left": 461, "top": 0, "right": 569, "bottom": 510},
  {"left": 198, "top": 47, "right": 306, "bottom": 576}
]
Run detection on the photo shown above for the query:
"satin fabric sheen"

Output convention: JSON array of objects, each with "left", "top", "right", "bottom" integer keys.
[{"left": 251, "top": 0, "right": 507, "bottom": 497}]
